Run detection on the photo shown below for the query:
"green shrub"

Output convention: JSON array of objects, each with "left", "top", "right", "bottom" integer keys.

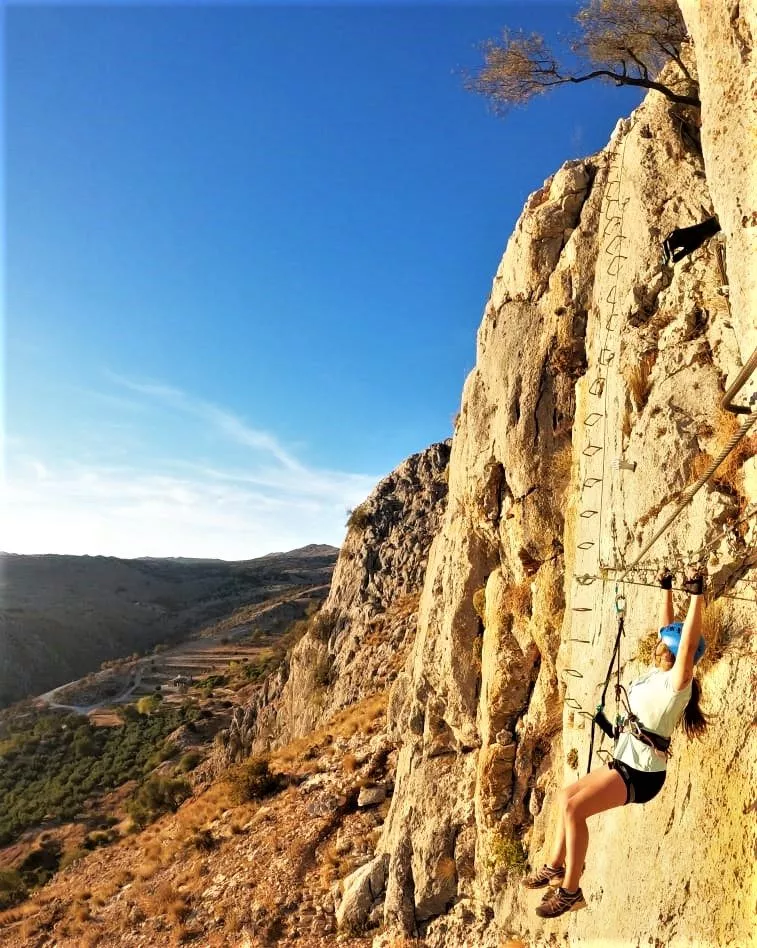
[
  {"left": 178, "top": 751, "right": 203, "bottom": 773},
  {"left": 59, "top": 848, "right": 87, "bottom": 871},
  {"left": 226, "top": 756, "right": 281, "bottom": 805},
  {"left": 488, "top": 827, "right": 527, "bottom": 876},
  {"left": 190, "top": 828, "right": 217, "bottom": 852},
  {"left": 0, "top": 868, "right": 27, "bottom": 910},
  {"left": 136, "top": 694, "right": 162, "bottom": 715},
  {"left": 127, "top": 775, "right": 192, "bottom": 829}
]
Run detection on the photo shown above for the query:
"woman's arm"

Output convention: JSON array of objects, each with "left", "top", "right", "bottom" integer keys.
[{"left": 671, "top": 589, "right": 703, "bottom": 692}]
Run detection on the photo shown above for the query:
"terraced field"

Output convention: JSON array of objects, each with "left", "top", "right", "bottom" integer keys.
[{"left": 38, "top": 584, "right": 328, "bottom": 718}]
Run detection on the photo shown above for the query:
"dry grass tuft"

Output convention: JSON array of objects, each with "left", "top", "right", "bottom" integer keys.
[
  {"left": 635, "top": 628, "right": 659, "bottom": 667},
  {"left": 548, "top": 440, "right": 574, "bottom": 494},
  {"left": 697, "top": 599, "right": 742, "bottom": 672},
  {"left": 271, "top": 691, "right": 388, "bottom": 770},
  {"left": 473, "top": 587, "right": 486, "bottom": 621},
  {"left": 566, "top": 748, "right": 579, "bottom": 770},
  {"left": 624, "top": 351, "right": 656, "bottom": 411},
  {"left": 694, "top": 412, "right": 757, "bottom": 494},
  {"left": 434, "top": 855, "right": 457, "bottom": 884},
  {"left": 342, "top": 753, "right": 358, "bottom": 773},
  {"left": 502, "top": 580, "right": 532, "bottom": 619}
]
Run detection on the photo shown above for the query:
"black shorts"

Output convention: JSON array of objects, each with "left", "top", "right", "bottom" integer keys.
[{"left": 609, "top": 759, "right": 666, "bottom": 805}]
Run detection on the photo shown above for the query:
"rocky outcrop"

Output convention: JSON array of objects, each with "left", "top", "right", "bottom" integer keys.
[
  {"left": 218, "top": 442, "right": 451, "bottom": 763},
  {"left": 679, "top": 0, "right": 757, "bottom": 364},
  {"left": 359, "top": 45, "right": 755, "bottom": 948}
]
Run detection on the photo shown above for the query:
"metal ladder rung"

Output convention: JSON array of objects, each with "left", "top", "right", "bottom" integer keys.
[
  {"left": 589, "top": 377, "right": 606, "bottom": 397},
  {"left": 577, "top": 541, "right": 595, "bottom": 550},
  {"left": 565, "top": 697, "right": 582, "bottom": 710},
  {"left": 572, "top": 606, "right": 593, "bottom": 612},
  {"left": 583, "top": 477, "right": 602, "bottom": 488},
  {"left": 575, "top": 573, "right": 596, "bottom": 585},
  {"left": 582, "top": 444, "right": 602, "bottom": 457},
  {"left": 599, "top": 349, "right": 615, "bottom": 366},
  {"left": 584, "top": 412, "right": 603, "bottom": 427},
  {"left": 563, "top": 668, "right": 584, "bottom": 679},
  {"left": 580, "top": 509, "right": 599, "bottom": 519},
  {"left": 607, "top": 256, "right": 628, "bottom": 276}
]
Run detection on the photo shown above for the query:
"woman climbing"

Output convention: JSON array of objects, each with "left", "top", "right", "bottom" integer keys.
[{"left": 523, "top": 570, "right": 708, "bottom": 919}]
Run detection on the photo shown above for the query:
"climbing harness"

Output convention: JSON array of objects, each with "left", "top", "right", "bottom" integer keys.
[{"left": 586, "top": 590, "right": 675, "bottom": 772}]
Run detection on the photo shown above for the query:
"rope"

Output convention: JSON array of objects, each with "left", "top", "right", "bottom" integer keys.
[
  {"left": 618, "top": 410, "right": 756, "bottom": 582},
  {"left": 722, "top": 346, "right": 757, "bottom": 415},
  {"left": 586, "top": 608, "right": 625, "bottom": 774}
]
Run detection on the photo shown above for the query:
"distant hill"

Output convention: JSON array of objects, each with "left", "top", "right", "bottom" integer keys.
[{"left": 0, "top": 545, "right": 338, "bottom": 708}]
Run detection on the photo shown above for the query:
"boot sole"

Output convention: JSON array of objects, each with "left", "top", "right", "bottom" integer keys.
[
  {"left": 535, "top": 898, "right": 586, "bottom": 918},
  {"left": 523, "top": 876, "right": 564, "bottom": 890}
]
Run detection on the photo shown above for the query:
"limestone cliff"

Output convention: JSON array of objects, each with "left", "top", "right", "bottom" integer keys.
[
  {"left": 219, "top": 441, "right": 451, "bottom": 762},
  {"left": 348, "top": 22, "right": 755, "bottom": 948}
]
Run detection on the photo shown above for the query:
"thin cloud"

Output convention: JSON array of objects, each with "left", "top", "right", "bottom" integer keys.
[
  {"left": 3, "top": 374, "right": 382, "bottom": 558},
  {"left": 107, "top": 372, "right": 301, "bottom": 470}
]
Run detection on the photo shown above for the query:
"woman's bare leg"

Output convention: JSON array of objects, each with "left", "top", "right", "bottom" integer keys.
[
  {"left": 562, "top": 766, "right": 627, "bottom": 891},
  {"left": 547, "top": 780, "right": 583, "bottom": 867}
]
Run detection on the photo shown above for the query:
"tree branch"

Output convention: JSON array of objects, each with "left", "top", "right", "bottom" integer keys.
[{"left": 565, "top": 68, "right": 700, "bottom": 106}]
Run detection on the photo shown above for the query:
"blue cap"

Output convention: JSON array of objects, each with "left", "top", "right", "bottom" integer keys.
[{"left": 660, "top": 622, "right": 706, "bottom": 664}]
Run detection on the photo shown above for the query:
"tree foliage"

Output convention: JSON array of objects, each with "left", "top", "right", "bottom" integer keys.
[{"left": 469, "top": 0, "right": 698, "bottom": 112}]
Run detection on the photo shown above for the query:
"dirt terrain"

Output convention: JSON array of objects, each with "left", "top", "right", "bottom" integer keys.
[{"left": 0, "top": 545, "right": 337, "bottom": 708}]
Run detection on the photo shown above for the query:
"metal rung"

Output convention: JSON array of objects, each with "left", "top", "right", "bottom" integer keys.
[
  {"left": 603, "top": 216, "right": 622, "bottom": 237},
  {"left": 589, "top": 377, "right": 605, "bottom": 396},
  {"left": 580, "top": 509, "right": 599, "bottom": 519},
  {"left": 606, "top": 286, "right": 617, "bottom": 304},
  {"left": 596, "top": 748, "right": 613, "bottom": 763},
  {"left": 575, "top": 574, "right": 596, "bottom": 585},
  {"left": 583, "top": 477, "right": 602, "bottom": 488},
  {"left": 564, "top": 668, "right": 584, "bottom": 679},
  {"left": 582, "top": 443, "right": 602, "bottom": 457},
  {"left": 572, "top": 606, "right": 592, "bottom": 612},
  {"left": 577, "top": 541, "right": 595, "bottom": 550},
  {"left": 584, "top": 412, "right": 603, "bottom": 427},
  {"left": 599, "top": 349, "right": 615, "bottom": 365},
  {"left": 605, "top": 234, "right": 627, "bottom": 255},
  {"left": 578, "top": 710, "right": 595, "bottom": 721},
  {"left": 565, "top": 697, "right": 582, "bottom": 710},
  {"left": 571, "top": 639, "right": 591, "bottom": 645},
  {"left": 607, "top": 255, "right": 628, "bottom": 276},
  {"left": 606, "top": 317, "right": 616, "bottom": 332}
]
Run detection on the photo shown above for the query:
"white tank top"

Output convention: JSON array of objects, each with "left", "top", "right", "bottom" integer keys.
[{"left": 613, "top": 669, "right": 692, "bottom": 773}]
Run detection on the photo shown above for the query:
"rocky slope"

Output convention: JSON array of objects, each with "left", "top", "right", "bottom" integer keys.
[{"left": 218, "top": 441, "right": 451, "bottom": 763}]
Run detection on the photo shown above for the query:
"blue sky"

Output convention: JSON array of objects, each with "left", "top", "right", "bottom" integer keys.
[{"left": 2, "top": 2, "right": 643, "bottom": 558}]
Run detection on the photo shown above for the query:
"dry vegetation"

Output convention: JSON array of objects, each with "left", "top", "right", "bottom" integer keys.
[
  {"left": 693, "top": 410, "right": 757, "bottom": 495},
  {"left": 0, "top": 685, "right": 390, "bottom": 947},
  {"left": 502, "top": 580, "right": 532, "bottom": 619},
  {"left": 624, "top": 350, "right": 657, "bottom": 412}
]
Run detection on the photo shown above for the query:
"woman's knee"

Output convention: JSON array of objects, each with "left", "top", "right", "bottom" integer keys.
[
  {"left": 557, "top": 785, "right": 576, "bottom": 812},
  {"left": 564, "top": 794, "right": 585, "bottom": 822}
]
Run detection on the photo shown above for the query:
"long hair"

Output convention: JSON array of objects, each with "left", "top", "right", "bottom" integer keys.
[{"left": 681, "top": 677, "right": 707, "bottom": 739}]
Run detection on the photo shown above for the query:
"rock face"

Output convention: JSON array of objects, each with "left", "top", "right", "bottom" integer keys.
[
  {"left": 218, "top": 441, "right": 451, "bottom": 762},
  {"left": 362, "top": 41, "right": 756, "bottom": 948}
]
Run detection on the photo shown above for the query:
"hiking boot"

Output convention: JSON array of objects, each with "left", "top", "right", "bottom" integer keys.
[
  {"left": 535, "top": 886, "right": 586, "bottom": 918},
  {"left": 523, "top": 864, "right": 565, "bottom": 889}
]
